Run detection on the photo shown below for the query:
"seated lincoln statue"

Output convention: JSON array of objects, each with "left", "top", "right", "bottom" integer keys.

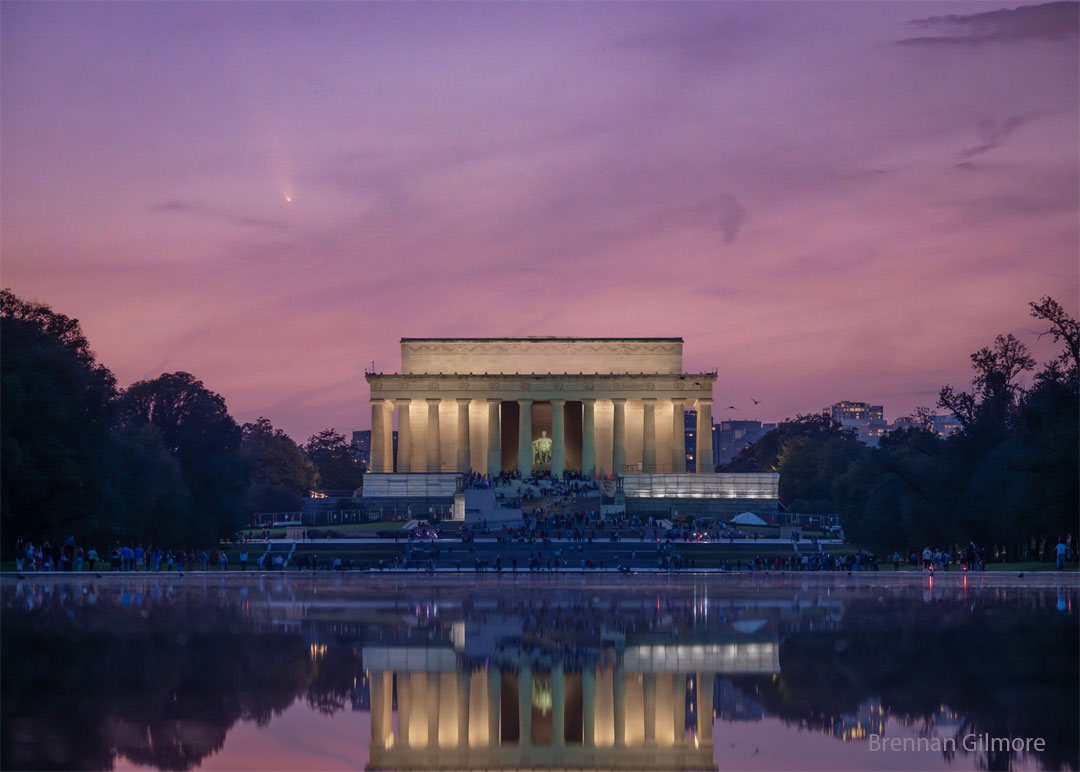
[{"left": 531, "top": 431, "right": 552, "bottom": 467}]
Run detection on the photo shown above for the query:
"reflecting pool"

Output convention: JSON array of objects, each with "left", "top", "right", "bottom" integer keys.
[{"left": 2, "top": 573, "right": 1077, "bottom": 771}]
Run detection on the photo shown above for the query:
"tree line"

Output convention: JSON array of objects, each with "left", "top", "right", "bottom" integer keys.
[
  {"left": 1, "top": 289, "right": 365, "bottom": 553},
  {"left": 725, "top": 296, "right": 1078, "bottom": 561}
]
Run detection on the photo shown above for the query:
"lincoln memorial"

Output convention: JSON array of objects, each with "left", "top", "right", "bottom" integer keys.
[{"left": 365, "top": 337, "right": 717, "bottom": 477}]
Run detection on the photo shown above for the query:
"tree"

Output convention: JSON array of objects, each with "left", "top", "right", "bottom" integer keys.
[
  {"left": 1029, "top": 295, "right": 1079, "bottom": 379},
  {"left": 120, "top": 373, "right": 248, "bottom": 544},
  {"left": 304, "top": 429, "right": 364, "bottom": 492},
  {"left": 939, "top": 333, "right": 1034, "bottom": 431},
  {"left": 242, "top": 418, "right": 319, "bottom": 514},
  {"left": 0, "top": 289, "right": 119, "bottom": 546},
  {"left": 725, "top": 414, "right": 865, "bottom": 512}
]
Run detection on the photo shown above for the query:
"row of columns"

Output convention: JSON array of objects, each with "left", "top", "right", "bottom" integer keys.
[
  {"left": 370, "top": 665, "right": 715, "bottom": 751},
  {"left": 370, "top": 397, "right": 714, "bottom": 476}
]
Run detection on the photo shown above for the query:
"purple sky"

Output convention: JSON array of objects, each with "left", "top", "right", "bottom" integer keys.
[{"left": 3, "top": 1, "right": 1077, "bottom": 442}]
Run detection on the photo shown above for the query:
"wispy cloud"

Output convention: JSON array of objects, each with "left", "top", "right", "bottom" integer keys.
[{"left": 899, "top": 1, "right": 1079, "bottom": 45}]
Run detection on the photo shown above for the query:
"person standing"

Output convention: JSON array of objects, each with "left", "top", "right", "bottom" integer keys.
[
  {"left": 87, "top": 547, "right": 97, "bottom": 572},
  {"left": 239, "top": 550, "right": 248, "bottom": 571},
  {"left": 1056, "top": 538, "right": 1068, "bottom": 571}
]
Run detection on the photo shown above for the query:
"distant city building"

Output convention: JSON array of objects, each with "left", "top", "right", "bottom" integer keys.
[
  {"left": 931, "top": 414, "right": 962, "bottom": 438},
  {"left": 352, "top": 430, "right": 371, "bottom": 468},
  {"left": 350, "top": 429, "right": 396, "bottom": 471},
  {"left": 824, "top": 401, "right": 887, "bottom": 446},
  {"left": 715, "top": 420, "right": 776, "bottom": 466},
  {"left": 684, "top": 409, "right": 720, "bottom": 472},
  {"left": 889, "top": 414, "right": 962, "bottom": 439}
]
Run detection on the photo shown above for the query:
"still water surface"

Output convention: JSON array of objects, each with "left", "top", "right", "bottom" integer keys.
[{"left": 2, "top": 573, "right": 1077, "bottom": 771}]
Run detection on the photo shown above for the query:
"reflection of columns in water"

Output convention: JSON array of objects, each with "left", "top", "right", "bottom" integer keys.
[
  {"left": 395, "top": 671, "right": 410, "bottom": 748},
  {"left": 518, "top": 400, "right": 533, "bottom": 475},
  {"left": 370, "top": 671, "right": 393, "bottom": 749},
  {"left": 518, "top": 667, "right": 532, "bottom": 748},
  {"left": 613, "top": 666, "right": 626, "bottom": 748},
  {"left": 672, "top": 673, "right": 686, "bottom": 747},
  {"left": 410, "top": 672, "right": 430, "bottom": 748},
  {"left": 582, "top": 666, "right": 596, "bottom": 747},
  {"left": 612, "top": 398, "right": 627, "bottom": 475},
  {"left": 696, "top": 671, "right": 714, "bottom": 747},
  {"left": 595, "top": 665, "right": 615, "bottom": 748},
  {"left": 551, "top": 400, "right": 566, "bottom": 477},
  {"left": 671, "top": 399, "right": 685, "bottom": 473},
  {"left": 457, "top": 671, "right": 469, "bottom": 750},
  {"left": 455, "top": 399, "right": 471, "bottom": 473},
  {"left": 642, "top": 398, "right": 657, "bottom": 473},
  {"left": 468, "top": 669, "right": 489, "bottom": 748},
  {"left": 437, "top": 672, "right": 458, "bottom": 748},
  {"left": 625, "top": 672, "right": 644, "bottom": 747},
  {"left": 487, "top": 666, "right": 501, "bottom": 746},
  {"left": 581, "top": 399, "right": 596, "bottom": 477},
  {"left": 486, "top": 400, "right": 502, "bottom": 478},
  {"left": 654, "top": 672, "right": 675, "bottom": 747},
  {"left": 396, "top": 399, "right": 412, "bottom": 472},
  {"left": 426, "top": 672, "right": 440, "bottom": 748},
  {"left": 552, "top": 665, "right": 566, "bottom": 748},
  {"left": 643, "top": 672, "right": 657, "bottom": 745},
  {"left": 426, "top": 399, "right": 442, "bottom": 473}
]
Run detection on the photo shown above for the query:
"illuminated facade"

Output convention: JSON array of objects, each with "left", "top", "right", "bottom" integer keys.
[{"left": 365, "top": 338, "right": 717, "bottom": 478}]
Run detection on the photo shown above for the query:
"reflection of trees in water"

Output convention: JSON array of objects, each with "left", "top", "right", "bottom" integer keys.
[
  {"left": 728, "top": 598, "right": 1079, "bottom": 771},
  {"left": 1, "top": 599, "right": 359, "bottom": 771}
]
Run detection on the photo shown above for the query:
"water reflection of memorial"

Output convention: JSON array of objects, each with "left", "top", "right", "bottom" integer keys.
[{"left": 363, "top": 622, "right": 779, "bottom": 771}]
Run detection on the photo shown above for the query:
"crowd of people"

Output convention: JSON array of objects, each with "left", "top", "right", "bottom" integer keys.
[
  {"left": 463, "top": 468, "right": 601, "bottom": 499},
  {"left": 12, "top": 538, "right": 252, "bottom": 573}
]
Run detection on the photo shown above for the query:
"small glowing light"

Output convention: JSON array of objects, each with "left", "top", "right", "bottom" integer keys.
[{"left": 284, "top": 195, "right": 293, "bottom": 203}]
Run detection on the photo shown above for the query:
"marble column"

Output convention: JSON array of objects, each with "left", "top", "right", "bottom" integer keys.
[
  {"left": 488, "top": 666, "right": 501, "bottom": 746},
  {"left": 383, "top": 402, "right": 394, "bottom": 473},
  {"left": 695, "top": 399, "right": 713, "bottom": 474},
  {"left": 370, "top": 400, "right": 385, "bottom": 473},
  {"left": 642, "top": 398, "right": 657, "bottom": 473},
  {"left": 518, "top": 400, "right": 533, "bottom": 475},
  {"left": 396, "top": 399, "right": 412, "bottom": 473},
  {"left": 456, "top": 398, "right": 471, "bottom": 472},
  {"left": 583, "top": 667, "right": 596, "bottom": 747},
  {"left": 612, "top": 398, "right": 627, "bottom": 476},
  {"left": 487, "top": 400, "right": 502, "bottom": 478},
  {"left": 551, "top": 399, "right": 565, "bottom": 477},
  {"left": 518, "top": 667, "right": 532, "bottom": 748},
  {"left": 581, "top": 399, "right": 596, "bottom": 477},
  {"left": 671, "top": 399, "right": 686, "bottom": 474},
  {"left": 427, "top": 399, "right": 442, "bottom": 472},
  {"left": 370, "top": 399, "right": 392, "bottom": 473},
  {"left": 552, "top": 665, "right": 566, "bottom": 748}
]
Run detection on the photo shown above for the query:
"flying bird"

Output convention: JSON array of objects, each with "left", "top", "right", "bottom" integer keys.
[
  {"left": 750, "top": 397, "right": 760, "bottom": 405},
  {"left": 727, "top": 405, "right": 738, "bottom": 410}
]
